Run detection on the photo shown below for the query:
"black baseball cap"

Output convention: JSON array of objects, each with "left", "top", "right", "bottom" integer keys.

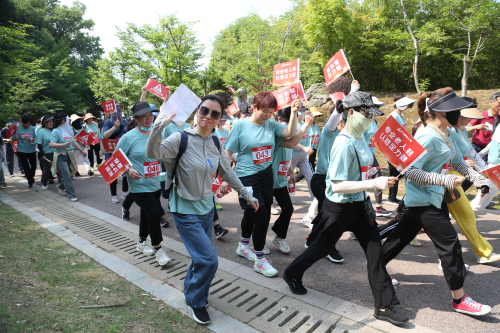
[{"left": 132, "top": 102, "right": 156, "bottom": 116}]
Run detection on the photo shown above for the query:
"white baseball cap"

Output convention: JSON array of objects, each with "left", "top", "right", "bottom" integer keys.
[
  {"left": 371, "top": 96, "right": 385, "bottom": 107},
  {"left": 395, "top": 96, "right": 416, "bottom": 110}
]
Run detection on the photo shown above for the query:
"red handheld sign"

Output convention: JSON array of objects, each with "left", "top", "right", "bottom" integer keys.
[
  {"left": 227, "top": 102, "right": 239, "bottom": 116},
  {"left": 323, "top": 49, "right": 351, "bottom": 87},
  {"left": 5, "top": 125, "right": 17, "bottom": 139},
  {"left": 273, "top": 59, "right": 300, "bottom": 87},
  {"left": 102, "top": 100, "right": 116, "bottom": 114},
  {"left": 272, "top": 82, "right": 306, "bottom": 110},
  {"left": 146, "top": 78, "right": 169, "bottom": 99},
  {"left": 482, "top": 164, "right": 500, "bottom": 189},
  {"left": 97, "top": 148, "right": 133, "bottom": 185},
  {"left": 102, "top": 138, "right": 120, "bottom": 153}
]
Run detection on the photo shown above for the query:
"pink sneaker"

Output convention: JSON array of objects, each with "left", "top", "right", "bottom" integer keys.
[{"left": 452, "top": 295, "right": 491, "bottom": 316}]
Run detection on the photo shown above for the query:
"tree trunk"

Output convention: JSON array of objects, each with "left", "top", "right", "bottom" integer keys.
[
  {"left": 461, "top": 55, "right": 469, "bottom": 97},
  {"left": 400, "top": 0, "right": 421, "bottom": 94},
  {"left": 204, "top": 78, "right": 207, "bottom": 96}
]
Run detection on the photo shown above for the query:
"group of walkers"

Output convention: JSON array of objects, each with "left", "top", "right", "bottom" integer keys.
[{"left": 2, "top": 79, "right": 500, "bottom": 327}]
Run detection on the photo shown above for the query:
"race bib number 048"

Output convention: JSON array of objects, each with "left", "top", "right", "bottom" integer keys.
[
  {"left": 144, "top": 161, "right": 160, "bottom": 178},
  {"left": 252, "top": 146, "right": 272, "bottom": 165}
]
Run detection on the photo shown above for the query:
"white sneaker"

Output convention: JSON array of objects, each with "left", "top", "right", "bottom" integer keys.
[
  {"left": 111, "top": 196, "right": 119, "bottom": 204},
  {"left": 349, "top": 231, "right": 357, "bottom": 240},
  {"left": 273, "top": 236, "right": 290, "bottom": 253},
  {"left": 121, "top": 191, "right": 129, "bottom": 198},
  {"left": 70, "top": 197, "right": 78, "bottom": 202},
  {"left": 391, "top": 277, "right": 399, "bottom": 286},
  {"left": 137, "top": 241, "right": 155, "bottom": 256},
  {"left": 301, "top": 217, "right": 313, "bottom": 229},
  {"left": 270, "top": 206, "right": 280, "bottom": 215},
  {"left": 236, "top": 243, "right": 256, "bottom": 261},
  {"left": 41, "top": 185, "right": 48, "bottom": 190},
  {"left": 263, "top": 245, "right": 271, "bottom": 255},
  {"left": 438, "top": 259, "right": 470, "bottom": 271},
  {"left": 477, "top": 253, "right": 500, "bottom": 264},
  {"left": 449, "top": 213, "right": 454, "bottom": 220},
  {"left": 254, "top": 258, "right": 278, "bottom": 277},
  {"left": 58, "top": 187, "right": 65, "bottom": 196},
  {"left": 155, "top": 248, "right": 171, "bottom": 266},
  {"left": 409, "top": 238, "right": 422, "bottom": 247}
]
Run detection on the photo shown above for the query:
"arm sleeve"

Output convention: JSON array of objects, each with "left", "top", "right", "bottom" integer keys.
[
  {"left": 454, "top": 160, "right": 489, "bottom": 189},
  {"left": 331, "top": 177, "right": 389, "bottom": 193},
  {"left": 223, "top": 121, "right": 240, "bottom": 153},
  {"left": 145, "top": 112, "right": 174, "bottom": 160},
  {"left": 326, "top": 109, "right": 341, "bottom": 131},
  {"left": 405, "top": 167, "right": 457, "bottom": 191}
]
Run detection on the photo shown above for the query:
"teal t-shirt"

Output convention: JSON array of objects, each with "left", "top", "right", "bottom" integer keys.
[
  {"left": 363, "top": 120, "right": 379, "bottom": 155},
  {"left": 169, "top": 186, "right": 214, "bottom": 215},
  {"left": 326, "top": 130, "right": 373, "bottom": 203},
  {"left": 404, "top": 126, "right": 463, "bottom": 209},
  {"left": 489, "top": 140, "right": 500, "bottom": 165},
  {"left": 162, "top": 122, "right": 190, "bottom": 140},
  {"left": 35, "top": 128, "right": 55, "bottom": 154},
  {"left": 214, "top": 127, "right": 229, "bottom": 147},
  {"left": 272, "top": 138, "right": 293, "bottom": 189},
  {"left": 224, "top": 118, "right": 287, "bottom": 177},
  {"left": 35, "top": 125, "right": 42, "bottom": 152},
  {"left": 84, "top": 123, "right": 99, "bottom": 134},
  {"left": 390, "top": 110, "right": 406, "bottom": 127},
  {"left": 16, "top": 125, "right": 37, "bottom": 153},
  {"left": 315, "top": 127, "right": 340, "bottom": 175},
  {"left": 293, "top": 121, "right": 310, "bottom": 152},
  {"left": 307, "top": 124, "right": 321, "bottom": 149},
  {"left": 115, "top": 128, "right": 161, "bottom": 193},
  {"left": 450, "top": 126, "right": 473, "bottom": 159},
  {"left": 50, "top": 127, "right": 74, "bottom": 152}
]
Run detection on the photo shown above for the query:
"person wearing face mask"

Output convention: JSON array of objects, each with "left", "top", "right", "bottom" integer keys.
[
  {"left": 13, "top": 116, "right": 37, "bottom": 188},
  {"left": 82, "top": 113, "right": 102, "bottom": 170},
  {"left": 145, "top": 95, "right": 258, "bottom": 325},
  {"left": 382, "top": 88, "right": 492, "bottom": 316},
  {"left": 70, "top": 114, "right": 93, "bottom": 177},
  {"left": 284, "top": 91, "right": 407, "bottom": 326},
  {"left": 222, "top": 92, "right": 299, "bottom": 277}
]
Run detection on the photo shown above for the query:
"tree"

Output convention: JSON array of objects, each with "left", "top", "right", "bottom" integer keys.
[{"left": 400, "top": 0, "right": 421, "bottom": 94}]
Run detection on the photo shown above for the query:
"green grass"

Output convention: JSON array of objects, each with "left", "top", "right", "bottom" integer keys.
[{"left": 0, "top": 202, "right": 210, "bottom": 333}]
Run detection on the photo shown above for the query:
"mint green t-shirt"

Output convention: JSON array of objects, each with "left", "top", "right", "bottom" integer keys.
[
  {"left": 363, "top": 120, "right": 379, "bottom": 155},
  {"left": 325, "top": 130, "right": 373, "bottom": 203},
  {"left": 35, "top": 128, "right": 55, "bottom": 154},
  {"left": 315, "top": 127, "right": 340, "bottom": 176},
  {"left": 50, "top": 127, "right": 74, "bottom": 152},
  {"left": 390, "top": 110, "right": 406, "bottom": 127},
  {"left": 307, "top": 124, "right": 321, "bottom": 149},
  {"left": 214, "top": 127, "right": 229, "bottom": 147},
  {"left": 489, "top": 140, "right": 500, "bottom": 165},
  {"left": 162, "top": 122, "right": 190, "bottom": 140},
  {"left": 404, "top": 126, "right": 463, "bottom": 209},
  {"left": 224, "top": 118, "right": 287, "bottom": 177},
  {"left": 450, "top": 126, "right": 473, "bottom": 159},
  {"left": 84, "top": 123, "right": 99, "bottom": 134},
  {"left": 115, "top": 128, "right": 161, "bottom": 193},
  {"left": 35, "top": 125, "right": 42, "bottom": 152},
  {"left": 293, "top": 121, "right": 310, "bottom": 152},
  {"left": 272, "top": 138, "right": 293, "bottom": 189},
  {"left": 16, "top": 125, "right": 36, "bottom": 153},
  {"left": 169, "top": 186, "right": 214, "bottom": 215}
]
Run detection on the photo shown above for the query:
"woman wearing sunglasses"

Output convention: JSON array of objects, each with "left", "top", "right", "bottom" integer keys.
[
  {"left": 284, "top": 91, "right": 408, "bottom": 326},
  {"left": 146, "top": 95, "right": 258, "bottom": 325},
  {"left": 222, "top": 92, "right": 300, "bottom": 277},
  {"left": 383, "top": 88, "right": 491, "bottom": 316}
]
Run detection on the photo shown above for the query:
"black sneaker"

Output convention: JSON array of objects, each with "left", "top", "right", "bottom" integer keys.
[
  {"left": 327, "top": 249, "right": 344, "bottom": 263},
  {"left": 88, "top": 170, "right": 94, "bottom": 176},
  {"left": 28, "top": 183, "right": 33, "bottom": 188},
  {"left": 188, "top": 305, "right": 211, "bottom": 324},
  {"left": 283, "top": 273, "right": 307, "bottom": 295},
  {"left": 121, "top": 207, "right": 130, "bottom": 221},
  {"left": 160, "top": 217, "right": 169, "bottom": 228},
  {"left": 386, "top": 199, "right": 401, "bottom": 206},
  {"left": 375, "top": 206, "right": 392, "bottom": 217},
  {"left": 75, "top": 171, "right": 81, "bottom": 177},
  {"left": 48, "top": 179, "right": 54, "bottom": 184},
  {"left": 214, "top": 224, "right": 228, "bottom": 239},
  {"left": 374, "top": 306, "right": 409, "bottom": 326}
]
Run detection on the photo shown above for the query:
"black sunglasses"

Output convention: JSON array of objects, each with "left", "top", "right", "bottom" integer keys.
[{"left": 198, "top": 106, "right": 221, "bottom": 121}]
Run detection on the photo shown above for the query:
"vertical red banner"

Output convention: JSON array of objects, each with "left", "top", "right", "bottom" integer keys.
[
  {"left": 102, "top": 100, "right": 116, "bottom": 114},
  {"left": 323, "top": 49, "right": 351, "bottom": 86},
  {"left": 273, "top": 59, "right": 300, "bottom": 87}
]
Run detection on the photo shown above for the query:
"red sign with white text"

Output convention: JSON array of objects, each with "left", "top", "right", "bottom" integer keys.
[
  {"left": 146, "top": 78, "right": 169, "bottom": 99},
  {"left": 97, "top": 148, "right": 132, "bottom": 185},
  {"left": 323, "top": 49, "right": 351, "bottom": 86},
  {"left": 212, "top": 174, "right": 222, "bottom": 193},
  {"left": 102, "top": 100, "right": 116, "bottom": 114},
  {"left": 272, "top": 82, "right": 306, "bottom": 110},
  {"left": 482, "top": 164, "right": 500, "bottom": 189},
  {"left": 227, "top": 102, "right": 239, "bottom": 116},
  {"left": 370, "top": 116, "right": 427, "bottom": 174},
  {"left": 5, "top": 125, "right": 17, "bottom": 139},
  {"left": 75, "top": 131, "right": 99, "bottom": 146},
  {"left": 273, "top": 59, "right": 300, "bottom": 87},
  {"left": 102, "top": 138, "right": 120, "bottom": 153}
]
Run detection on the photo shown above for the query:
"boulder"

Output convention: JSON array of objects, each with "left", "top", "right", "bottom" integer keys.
[
  {"left": 307, "top": 94, "right": 330, "bottom": 107},
  {"left": 305, "top": 83, "right": 330, "bottom": 107}
]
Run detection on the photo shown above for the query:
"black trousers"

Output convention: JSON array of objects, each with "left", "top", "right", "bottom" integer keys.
[
  {"left": 87, "top": 143, "right": 102, "bottom": 167},
  {"left": 239, "top": 166, "right": 273, "bottom": 251},
  {"left": 131, "top": 190, "right": 163, "bottom": 246},
  {"left": 285, "top": 199, "right": 399, "bottom": 309},
  {"left": 388, "top": 163, "right": 400, "bottom": 201},
  {"left": 213, "top": 197, "right": 219, "bottom": 222},
  {"left": 18, "top": 152, "right": 37, "bottom": 185},
  {"left": 41, "top": 152, "right": 54, "bottom": 186},
  {"left": 5, "top": 144, "right": 24, "bottom": 174},
  {"left": 272, "top": 186, "right": 294, "bottom": 239},
  {"left": 122, "top": 193, "right": 135, "bottom": 211},
  {"left": 37, "top": 147, "right": 44, "bottom": 170},
  {"left": 110, "top": 176, "right": 128, "bottom": 196},
  {"left": 383, "top": 205, "right": 465, "bottom": 290},
  {"left": 308, "top": 148, "right": 317, "bottom": 172},
  {"left": 371, "top": 156, "right": 383, "bottom": 205}
]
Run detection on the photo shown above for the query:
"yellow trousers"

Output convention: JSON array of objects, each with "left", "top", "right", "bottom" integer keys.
[{"left": 447, "top": 171, "right": 492, "bottom": 257}]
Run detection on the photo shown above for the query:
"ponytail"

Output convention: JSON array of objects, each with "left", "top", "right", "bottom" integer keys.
[{"left": 417, "top": 92, "right": 430, "bottom": 125}]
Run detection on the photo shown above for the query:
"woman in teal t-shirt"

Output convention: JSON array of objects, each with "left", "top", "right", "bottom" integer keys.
[
  {"left": 14, "top": 116, "right": 37, "bottom": 187},
  {"left": 35, "top": 115, "right": 56, "bottom": 189},
  {"left": 83, "top": 113, "right": 102, "bottom": 169},
  {"left": 383, "top": 88, "right": 492, "bottom": 317}
]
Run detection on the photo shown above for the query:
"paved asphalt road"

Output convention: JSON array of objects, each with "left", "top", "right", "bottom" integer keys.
[{"left": 9, "top": 156, "right": 500, "bottom": 333}]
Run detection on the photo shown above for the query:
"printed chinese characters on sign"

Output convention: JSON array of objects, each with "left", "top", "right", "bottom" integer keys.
[
  {"left": 323, "top": 49, "right": 351, "bottom": 87},
  {"left": 75, "top": 130, "right": 99, "bottom": 147},
  {"left": 272, "top": 81, "right": 306, "bottom": 110},
  {"left": 102, "top": 138, "right": 120, "bottom": 153},
  {"left": 370, "top": 116, "right": 427, "bottom": 174},
  {"left": 146, "top": 78, "right": 169, "bottom": 99},
  {"left": 227, "top": 102, "right": 239, "bottom": 116},
  {"left": 101, "top": 100, "right": 116, "bottom": 114},
  {"left": 97, "top": 148, "right": 133, "bottom": 185},
  {"left": 273, "top": 59, "right": 300, "bottom": 87},
  {"left": 482, "top": 164, "right": 500, "bottom": 189}
]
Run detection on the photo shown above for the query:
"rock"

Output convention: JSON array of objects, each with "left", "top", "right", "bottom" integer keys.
[
  {"left": 305, "top": 83, "right": 330, "bottom": 107},
  {"left": 307, "top": 95, "right": 330, "bottom": 107}
]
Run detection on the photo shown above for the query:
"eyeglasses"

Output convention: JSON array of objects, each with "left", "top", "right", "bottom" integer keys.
[{"left": 198, "top": 106, "right": 221, "bottom": 120}]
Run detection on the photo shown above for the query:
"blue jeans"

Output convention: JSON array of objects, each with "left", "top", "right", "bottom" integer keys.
[
  {"left": 173, "top": 208, "right": 217, "bottom": 308},
  {"left": 57, "top": 154, "right": 77, "bottom": 199},
  {"left": 0, "top": 155, "right": 5, "bottom": 184}
]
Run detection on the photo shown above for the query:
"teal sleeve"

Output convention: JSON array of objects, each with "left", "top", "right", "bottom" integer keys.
[
  {"left": 273, "top": 120, "right": 287, "bottom": 138},
  {"left": 489, "top": 141, "right": 500, "bottom": 165},
  {"left": 412, "top": 137, "right": 434, "bottom": 169},
  {"left": 115, "top": 135, "right": 129, "bottom": 155},
  {"left": 223, "top": 122, "right": 240, "bottom": 152},
  {"left": 328, "top": 144, "right": 353, "bottom": 181}
]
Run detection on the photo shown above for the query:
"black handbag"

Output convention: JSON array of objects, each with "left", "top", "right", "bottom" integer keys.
[{"left": 340, "top": 135, "right": 377, "bottom": 226}]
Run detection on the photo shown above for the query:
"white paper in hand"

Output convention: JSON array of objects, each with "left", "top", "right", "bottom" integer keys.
[
  {"left": 160, "top": 84, "right": 201, "bottom": 125},
  {"left": 484, "top": 122, "right": 494, "bottom": 132}
]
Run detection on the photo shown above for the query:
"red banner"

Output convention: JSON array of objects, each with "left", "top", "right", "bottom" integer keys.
[
  {"left": 97, "top": 148, "right": 133, "bottom": 185},
  {"left": 227, "top": 102, "right": 239, "bottom": 116},
  {"left": 272, "top": 82, "right": 306, "bottom": 110},
  {"left": 75, "top": 131, "right": 99, "bottom": 146},
  {"left": 5, "top": 125, "right": 17, "bottom": 139},
  {"left": 323, "top": 49, "right": 351, "bottom": 87},
  {"left": 482, "top": 165, "right": 500, "bottom": 189},
  {"left": 273, "top": 59, "right": 300, "bottom": 87},
  {"left": 11, "top": 141, "right": 17, "bottom": 153},
  {"left": 102, "top": 139, "right": 120, "bottom": 153},
  {"left": 330, "top": 92, "right": 346, "bottom": 102},
  {"left": 146, "top": 78, "right": 169, "bottom": 99},
  {"left": 370, "top": 116, "right": 427, "bottom": 174},
  {"left": 212, "top": 174, "right": 222, "bottom": 193},
  {"left": 102, "top": 100, "right": 116, "bottom": 114}
]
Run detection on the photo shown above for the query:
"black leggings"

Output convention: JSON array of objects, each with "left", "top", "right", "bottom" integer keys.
[
  {"left": 239, "top": 166, "right": 273, "bottom": 252},
  {"left": 87, "top": 143, "right": 102, "bottom": 167},
  {"left": 388, "top": 163, "right": 400, "bottom": 201},
  {"left": 308, "top": 148, "right": 317, "bottom": 172},
  {"left": 18, "top": 152, "right": 37, "bottom": 185},
  {"left": 41, "top": 152, "right": 54, "bottom": 186},
  {"left": 122, "top": 193, "right": 135, "bottom": 211},
  {"left": 272, "top": 186, "right": 294, "bottom": 239},
  {"left": 110, "top": 176, "right": 128, "bottom": 196},
  {"left": 131, "top": 190, "right": 163, "bottom": 246}
]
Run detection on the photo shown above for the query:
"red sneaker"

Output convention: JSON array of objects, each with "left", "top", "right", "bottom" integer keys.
[{"left": 453, "top": 295, "right": 491, "bottom": 316}]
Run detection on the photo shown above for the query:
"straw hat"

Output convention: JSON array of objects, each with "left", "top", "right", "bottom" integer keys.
[
  {"left": 83, "top": 113, "right": 96, "bottom": 121},
  {"left": 70, "top": 114, "right": 83, "bottom": 123},
  {"left": 309, "top": 107, "right": 322, "bottom": 117},
  {"left": 460, "top": 108, "right": 483, "bottom": 119}
]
